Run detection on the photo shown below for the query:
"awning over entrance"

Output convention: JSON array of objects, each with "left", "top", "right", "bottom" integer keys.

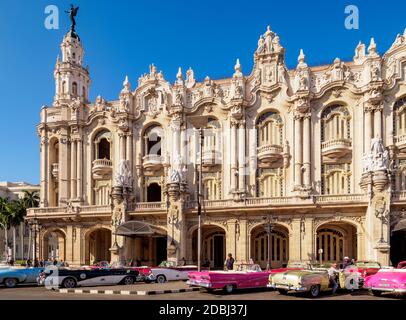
[
  {"left": 393, "top": 219, "right": 406, "bottom": 232},
  {"left": 114, "top": 221, "right": 166, "bottom": 237}
]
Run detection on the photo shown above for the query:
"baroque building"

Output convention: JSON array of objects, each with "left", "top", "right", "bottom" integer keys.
[{"left": 27, "top": 25, "right": 406, "bottom": 268}]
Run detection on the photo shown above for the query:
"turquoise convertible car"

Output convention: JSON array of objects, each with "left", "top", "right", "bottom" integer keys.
[{"left": 0, "top": 267, "right": 45, "bottom": 288}]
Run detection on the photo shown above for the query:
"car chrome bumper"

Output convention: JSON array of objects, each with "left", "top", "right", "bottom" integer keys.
[
  {"left": 367, "top": 286, "right": 406, "bottom": 293},
  {"left": 267, "top": 284, "right": 307, "bottom": 291},
  {"left": 186, "top": 280, "right": 212, "bottom": 288}
]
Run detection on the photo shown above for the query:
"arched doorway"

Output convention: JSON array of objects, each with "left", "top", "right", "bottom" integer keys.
[
  {"left": 115, "top": 221, "right": 167, "bottom": 266},
  {"left": 42, "top": 229, "right": 66, "bottom": 261},
  {"left": 250, "top": 224, "right": 289, "bottom": 269},
  {"left": 85, "top": 228, "right": 112, "bottom": 264},
  {"left": 390, "top": 217, "right": 406, "bottom": 266},
  {"left": 147, "top": 183, "right": 162, "bottom": 202},
  {"left": 316, "top": 222, "right": 357, "bottom": 263},
  {"left": 192, "top": 225, "right": 226, "bottom": 269}
]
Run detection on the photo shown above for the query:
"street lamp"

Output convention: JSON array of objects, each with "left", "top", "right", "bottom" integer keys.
[
  {"left": 375, "top": 206, "right": 389, "bottom": 244},
  {"left": 263, "top": 214, "right": 276, "bottom": 271},
  {"left": 189, "top": 115, "right": 209, "bottom": 272}
]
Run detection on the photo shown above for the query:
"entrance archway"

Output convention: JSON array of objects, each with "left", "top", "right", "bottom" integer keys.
[
  {"left": 390, "top": 224, "right": 406, "bottom": 267},
  {"left": 116, "top": 221, "right": 168, "bottom": 266},
  {"left": 316, "top": 222, "right": 357, "bottom": 263},
  {"left": 192, "top": 225, "right": 226, "bottom": 269},
  {"left": 85, "top": 228, "right": 111, "bottom": 264},
  {"left": 250, "top": 224, "right": 289, "bottom": 269},
  {"left": 42, "top": 229, "right": 66, "bottom": 261}
]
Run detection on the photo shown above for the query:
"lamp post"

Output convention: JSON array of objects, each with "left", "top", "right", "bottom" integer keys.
[
  {"left": 375, "top": 207, "right": 389, "bottom": 244},
  {"left": 263, "top": 214, "right": 275, "bottom": 271},
  {"left": 189, "top": 115, "right": 209, "bottom": 272}
]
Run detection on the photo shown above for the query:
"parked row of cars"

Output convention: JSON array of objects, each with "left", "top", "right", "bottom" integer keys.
[
  {"left": 0, "top": 260, "right": 199, "bottom": 289},
  {"left": 187, "top": 260, "right": 406, "bottom": 298}
]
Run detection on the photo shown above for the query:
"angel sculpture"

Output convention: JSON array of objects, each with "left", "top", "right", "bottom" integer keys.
[{"left": 65, "top": 4, "right": 79, "bottom": 31}]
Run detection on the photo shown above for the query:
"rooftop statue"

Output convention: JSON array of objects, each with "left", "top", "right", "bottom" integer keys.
[{"left": 65, "top": 4, "right": 79, "bottom": 32}]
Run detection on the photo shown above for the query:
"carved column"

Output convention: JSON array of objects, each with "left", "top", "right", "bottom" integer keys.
[
  {"left": 76, "top": 137, "right": 83, "bottom": 201},
  {"left": 119, "top": 132, "right": 126, "bottom": 161},
  {"left": 303, "top": 113, "right": 311, "bottom": 188},
  {"left": 126, "top": 132, "right": 133, "bottom": 167},
  {"left": 40, "top": 133, "right": 48, "bottom": 207},
  {"left": 364, "top": 107, "right": 373, "bottom": 153},
  {"left": 70, "top": 139, "right": 77, "bottom": 200},
  {"left": 374, "top": 105, "right": 383, "bottom": 139},
  {"left": 294, "top": 114, "right": 303, "bottom": 188},
  {"left": 58, "top": 130, "right": 69, "bottom": 205},
  {"left": 238, "top": 121, "right": 246, "bottom": 194},
  {"left": 230, "top": 120, "right": 238, "bottom": 192}
]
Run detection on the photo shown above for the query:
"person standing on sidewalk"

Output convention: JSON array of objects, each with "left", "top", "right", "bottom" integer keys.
[{"left": 225, "top": 253, "right": 235, "bottom": 270}]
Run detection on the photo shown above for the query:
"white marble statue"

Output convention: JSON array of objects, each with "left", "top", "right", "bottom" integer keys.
[{"left": 114, "top": 159, "right": 133, "bottom": 188}]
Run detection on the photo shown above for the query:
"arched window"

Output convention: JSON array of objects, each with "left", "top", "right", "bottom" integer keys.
[
  {"left": 62, "top": 81, "right": 66, "bottom": 94},
  {"left": 321, "top": 105, "right": 351, "bottom": 142},
  {"left": 82, "top": 86, "right": 86, "bottom": 99},
  {"left": 203, "top": 178, "right": 219, "bottom": 200},
  {"left": 94, "top": 131, "right": 112, "bottom": 160},
  {"left": 147, "top": 183, "right": 161, "bottom": 202},
  {"left": 256, "top": 111, "right": 283, "bottom": 147},
  {"left": 203, "top": 118, "right": 220, "bottom": 151},
  {"left": 321, "top": 164, "right": 351, "bottom": 195},
  {"left": 317, "top": 228, "right": 345, "bottom": 262},
  {"left": 394, "top": 97, "right": 406, "bottom": 136},
  {"left": 72, "top": 82, "right": 78, "bottom": 96},
  {"left": 144, "top": 125, "right": 163, "bottom": 156},
  {"left": 257, "top": 168, "right": 283, "bottom": 197}
]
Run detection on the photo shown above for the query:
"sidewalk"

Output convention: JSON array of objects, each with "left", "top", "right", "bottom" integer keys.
[{"left": 57, "top": 280, "right": 201, "bottom": 296}]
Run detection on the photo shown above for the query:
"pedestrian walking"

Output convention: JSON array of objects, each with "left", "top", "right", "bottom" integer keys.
[
  {"left": 225, "top": 253, "right": 235, "bottom": 270},
  {"left": 328, "top": 263, "right": 339, "bottom": 294}
]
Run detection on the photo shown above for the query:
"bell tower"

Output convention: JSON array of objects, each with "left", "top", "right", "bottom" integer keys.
[{"left": 53, "top": 28, "right": 91, "bottom": 105}]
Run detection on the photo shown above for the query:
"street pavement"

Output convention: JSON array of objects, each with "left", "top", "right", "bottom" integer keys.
[{"left": 0, "top": 282, "right": 404, "bottom": 300}]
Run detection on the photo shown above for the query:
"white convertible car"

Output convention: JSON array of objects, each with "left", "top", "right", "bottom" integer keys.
[{"left": 151, "top": 261, "right": 199, "bottom": 283}]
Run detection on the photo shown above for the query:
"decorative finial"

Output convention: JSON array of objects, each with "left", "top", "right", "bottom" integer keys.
[
  {"left": 298, "top": 49, "right": 306, "bottom": 66},
  {"left": 233, "top": 58, "right": 242, "bottom": 77},
  {"left": 368, "top": 38, "right": 378, "bottom": 56},
  {"left": 176, "top": 67, "right": 183, "bottom": 80},
  {"left": 122, "top": 75, "right": 130, "bottom": 91}
]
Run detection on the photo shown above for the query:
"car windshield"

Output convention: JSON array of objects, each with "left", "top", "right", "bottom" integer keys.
[
  {"left": 158, "top": 261, "right": 176, "bottom": 268},
  {"left": 236, "top": 264, "right": 262, "bottom": 272},
  {"left": 354, "top": 261, "right": 381, "bottom": 268},
  {"left": 287, "top": 262, "right": 310, "bottom": 269}
]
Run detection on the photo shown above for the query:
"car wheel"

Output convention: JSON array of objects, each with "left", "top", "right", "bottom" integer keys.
[
  {"left": 62, "top": 277, "right": 77, "bottom": 289},
  {"left": 224, "top": 284, "right": 235, "bottom": 294},
  {"left": 156, "top": 275, "right": 166, "bottom": 283},
  {"left": 123, "top": 276, "right": 135, "bottom": 285},
  {"left": 144, "top": 279, "right": 151, "bottom": 284},
  {"left": 309, "top": 285, "right": 320, "bottom": 298},
  {"left": 277, "top": 289, "right": 288, "bottom": 295},
  {"left": 205, "top": 288, "right": 214, "bottom": 293},
  {"left": 4, "top": 278, "right": 17, "bottom": 288},
  {"left": 370, "top": 289, "right": 382, "bottom": 297}
]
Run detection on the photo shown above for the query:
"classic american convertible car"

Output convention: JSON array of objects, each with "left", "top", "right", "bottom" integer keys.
[
  {"left": 268, "top": 269, "right": 332, "bottom": 297},
  {"left": 338, "top": 261, "right": 381, "bottom": 290},
  {"left": 363, "top": 261, "right": 406, "bottom": 296},
  {"left": 84, "top": 261, "right": 155, "bottom": 282},
  {"left": 39, "top": 267, "right": 140, "bottom": 288},
  {"left": 0, "top": 267, "right": 45, "bottom": 288},
  {"left": 187, "top": 264, "right": 273, "bottom": 293},
  {"left": 151, "top": 260, "right": 199, "bottom": 283}
]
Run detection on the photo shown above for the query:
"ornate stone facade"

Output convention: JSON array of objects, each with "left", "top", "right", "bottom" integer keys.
[{"left": 27, "top": 26, "right": 406, "bottom": 268}]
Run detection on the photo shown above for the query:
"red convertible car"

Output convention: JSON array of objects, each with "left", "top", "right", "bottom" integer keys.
[{"left": 187, "top": 264, "right": 273, "bottom": 293}]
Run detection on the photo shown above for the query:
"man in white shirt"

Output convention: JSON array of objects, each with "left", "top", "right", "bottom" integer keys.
[{"left": 328, "top": 263, "right": 339, "bottom": 294}]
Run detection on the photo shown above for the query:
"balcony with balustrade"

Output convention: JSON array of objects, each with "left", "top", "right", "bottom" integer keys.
[
  {"left": 257, "top": 144, "right": 284, "bottom": 167},
  {"left": 92, "top": 158, "right": 113, "bottom": 180},
  {"left": 197, "top": 148, "right": 222, "bottom": 167},
  {"left": 321, "top": 138, "right": 352, "bottom": 161},
  {"left": 142, "top": 154, "right": 163, "bottom": 171}
]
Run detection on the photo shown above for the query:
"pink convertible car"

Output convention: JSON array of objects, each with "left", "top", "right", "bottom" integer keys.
[
  {"left": 187, "top": 264, "right": 272, "bottom": 293},
  {"left": 363, "top": 261, "right": 406, "bottom": 296}
]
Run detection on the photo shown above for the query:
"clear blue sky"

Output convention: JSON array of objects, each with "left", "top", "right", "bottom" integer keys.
[{"left": 0, "top": 0, "right": 405, "bottom": 184}]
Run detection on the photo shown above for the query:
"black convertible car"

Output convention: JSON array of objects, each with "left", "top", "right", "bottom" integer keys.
[{"left": 38, "top": 267, "right": 139, "bottom": 288}]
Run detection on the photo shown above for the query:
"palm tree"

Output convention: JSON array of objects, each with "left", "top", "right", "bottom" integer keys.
[
  {"left": 21, "top": 190, "right": 39, "bottom": 260},
  {"left": 0, "top": 197, "right": 12, "bottom": 261}
]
